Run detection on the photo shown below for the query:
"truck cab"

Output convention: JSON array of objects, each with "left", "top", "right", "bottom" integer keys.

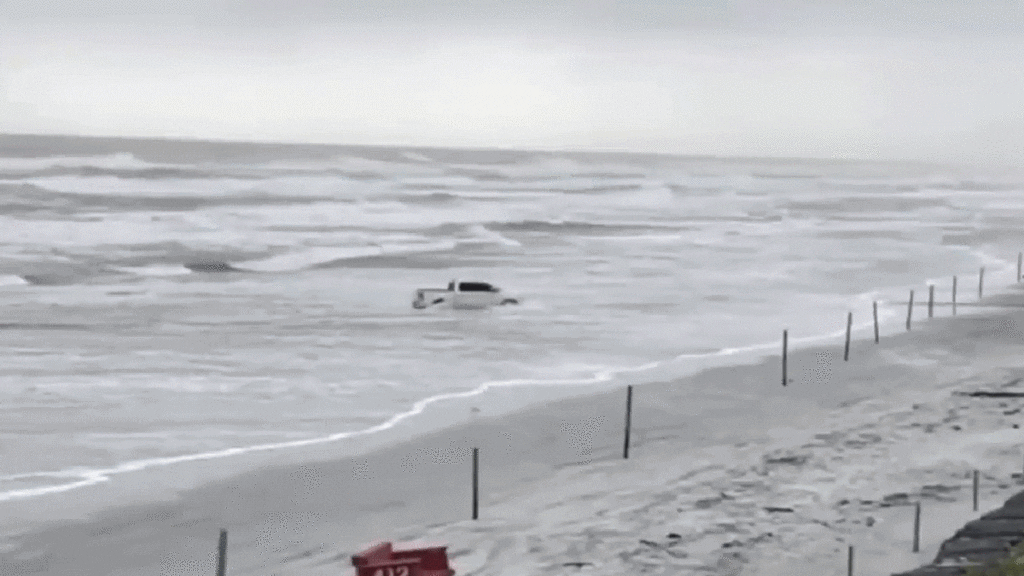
[{"left": 412, "top": 279, "right": 518, "bottom": 309}]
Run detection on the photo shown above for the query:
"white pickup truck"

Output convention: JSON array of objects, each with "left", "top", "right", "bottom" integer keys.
[{"left": 412, "top": 279, "right": 520, "bottom": 310}]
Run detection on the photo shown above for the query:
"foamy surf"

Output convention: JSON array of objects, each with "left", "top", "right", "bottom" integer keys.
[
  {"left": 231, "top": 240, "right": 461, "bottom": 272},
  {"left": 113, "top": 264, "right": 193, "bottom": 277},
  {"left": 232, "top": 246, "right": 387, "bottom": 272},
  {"left": 461, "top": 224, "right": 522, "bottom": 247},
  {"left": 0, "top": 152, "right": 173, "bottom": 173}
]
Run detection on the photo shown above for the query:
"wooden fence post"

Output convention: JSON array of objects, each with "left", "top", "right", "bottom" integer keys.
[
  {"left": 782, "top": 330, "right": 788, "bottom": 386},
  {"left": 623, "top": 386, "right": 633, "bottom": 459},
  {"left": 873, "top": 301, "right": 879, "bottom": 343},
  {"left": 974, "top": 469, "right": 980, "bottom": 512},
  {"left": 217, "top": 529, "right": 228, "bottom": 576},
  {"left": 913, "top": 502, "right": 921, "bottom": 553},
  {"left": 906, "top": 290, "right": 914, "bottom": 331},
  {"left": 472, "top": 447, "right": 479, "bottom": 520},
  {"left": 843, "top": 312, "right": 852, "bottom": 361}
]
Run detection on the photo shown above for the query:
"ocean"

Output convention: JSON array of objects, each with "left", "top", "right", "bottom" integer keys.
[{"left": 1, "top": 133, "right": 1021, "bottom": 506}]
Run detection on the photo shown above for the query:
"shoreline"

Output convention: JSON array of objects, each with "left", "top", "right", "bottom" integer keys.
[
  {"left": 0, "top": 293, "right": 892, "bottom": 506},
  {"left": 0, "top": 278, "right": 941, "bottom": 504},
  {"left": 4, "top": 285, "right": 1024, "bottom": 574}
]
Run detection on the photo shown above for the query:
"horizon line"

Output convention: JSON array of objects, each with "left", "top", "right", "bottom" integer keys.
[{"left": 0, "top": 130, "right": 943, "bottom": 168}]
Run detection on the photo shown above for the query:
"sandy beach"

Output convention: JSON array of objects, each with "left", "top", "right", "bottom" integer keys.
[{"left": 6, "top": 286, "right": 1024, "bottom": 576}]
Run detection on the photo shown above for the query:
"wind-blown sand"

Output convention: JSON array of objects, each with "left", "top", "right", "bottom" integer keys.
[{"left": 5, "top": 290, "right": 1024, "bottom": 576}]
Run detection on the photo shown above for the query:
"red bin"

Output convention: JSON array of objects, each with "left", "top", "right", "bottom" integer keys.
[{"left": 352, "top": 542, "right": 455, "bottom": 576}]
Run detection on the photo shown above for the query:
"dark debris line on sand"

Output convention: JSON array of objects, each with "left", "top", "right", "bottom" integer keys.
[{"left": 892, "top": 488, "right": 1024, "bottom": 576}]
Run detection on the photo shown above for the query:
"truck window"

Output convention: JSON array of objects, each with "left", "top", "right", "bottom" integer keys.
[{"left": 458, "top": 282, "right": 494, "bottom": 292}]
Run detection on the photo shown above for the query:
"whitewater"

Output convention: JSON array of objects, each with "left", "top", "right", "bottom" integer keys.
[{"left": 1, "top": 133, "right": 1022, "bottom": 507}]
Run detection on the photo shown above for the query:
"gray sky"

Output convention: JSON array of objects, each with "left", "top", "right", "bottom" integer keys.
[{"left": 2, "top": 0, "right": 1023, "bottom": 163}]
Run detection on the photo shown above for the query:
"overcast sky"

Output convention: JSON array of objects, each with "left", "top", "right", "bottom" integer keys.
[{"left": 2, "top": 0, "right": 1023, "bottom": 163}]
